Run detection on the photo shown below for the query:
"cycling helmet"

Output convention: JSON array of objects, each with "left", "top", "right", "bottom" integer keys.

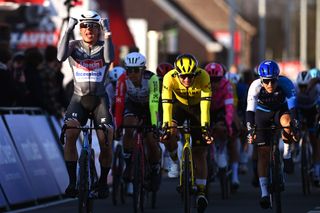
[
  {"left": 156, "top": 62, "right": 173, "bottom": 78},
  {"left": 174, "top": 54, "right": 198, "bottom": 75},
  {"left": 296, "top": 71, "right": 312, "bottom": 85},
  {"left": 79, "top": 10, "right": 101, "bottom": 23},
  {"left": 124, "top": 52, "right": 146, "bottom": 68},
  {"left": 204, "top": 62, "right": 224, "bottom": 77},
  {"left": 257, "top": 59, "right": 280, "bottom": 79},
  {"left": 308, "top": 68, "right": 320, "bottom": 78},
  {"left": 225, "top": 72, "right": 240, "bottom": 84},
  {"left": 109, "top": 66, "right": 125, "bottom": 82}
]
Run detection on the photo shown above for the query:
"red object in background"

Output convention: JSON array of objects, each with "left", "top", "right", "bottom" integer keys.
[
  {"left": 98, "top": 0, "right": 136, "bottom": 65},
  {"left": 0, "top": 0, "right": 44, "bottom": 4},
  {"left": 213, "top": 31, "right": 241, "bottom": 65},
  {"left": 278, "top": 60, "right": 303, "bottom": 81}
]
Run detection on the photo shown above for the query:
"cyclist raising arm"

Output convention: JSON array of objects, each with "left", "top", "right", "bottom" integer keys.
[
  {"left": 161, "top": 54, "right": 212, "bottom": 212},
  {"left": 246, "top": 60, "right": 299, "bottom": 209},
  {"left": 57, "top": 10, "right": 114, "bottom": 198}
]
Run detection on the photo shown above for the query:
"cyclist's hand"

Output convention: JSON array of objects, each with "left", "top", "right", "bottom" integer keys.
[
  {"left": 160, "top": 123, "right": 170, "bottom": 143},
  {"left": 290, "top": 119, "right": 300, "bottom": 142},
  {"left": 202, "top": 132, "right": 213, "bottom": 144},
  {"left": 247, "top": 131, "right": 254, "bottom": 144},
  {"left": 100, "top": 18, "right": 111, "bottom": 34},
  {"left": 67, "top": 17, "right": 78, "bottom": 32}
]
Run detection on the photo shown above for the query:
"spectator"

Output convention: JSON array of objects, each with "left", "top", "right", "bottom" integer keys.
[{"left": 0, "top": 42, "right": 17, "bottom": 106}]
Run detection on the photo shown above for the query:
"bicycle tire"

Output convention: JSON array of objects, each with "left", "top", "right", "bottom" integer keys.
[
  {"left": 112, "top": 144, "right": 125, "bottom": 205},
  {"left": 272, "top": 147, "right": 282, "bottom": 213},
  {"left": 133, "top": 148, "right": 144, "bottom": 213},
  {"left": 301, "top": 137, "right": 311, "bottom": 195},
  {"left": 78, "top": 149, "right": 91, "bottom": 213},
  {"left": 183, "top": 148, "right": 191, "bottom": 213}
]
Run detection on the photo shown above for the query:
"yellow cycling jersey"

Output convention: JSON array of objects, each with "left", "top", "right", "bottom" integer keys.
[{"left": 162, "top": 68, "right": 212, "bottom": 127}]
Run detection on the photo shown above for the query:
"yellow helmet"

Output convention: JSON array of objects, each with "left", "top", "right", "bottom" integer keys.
[{"left": 174, "top": 54, "right": 198, "bottom": 75}]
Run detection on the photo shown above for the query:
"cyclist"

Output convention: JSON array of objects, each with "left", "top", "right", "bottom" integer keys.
[
  {"left": 57, "top": 10, "right": 114, "bottom": 198},
  {"left": 246, "top": 59, "right": 299, "bottom": 209},
  {"left": 295, "top": 71, "right": 320, "bottom": 187},
  {"left": 114, "top": 52, "right": 161, "bottom": 193},
  {"left": 106, "top": 66, "right": 125, "bottom": 116},
  {"left": 161, "top": 54, "right": 212, "bottom": 212},
  {"left": 204, "top": 62, "right": 240, "bottom": 191}
]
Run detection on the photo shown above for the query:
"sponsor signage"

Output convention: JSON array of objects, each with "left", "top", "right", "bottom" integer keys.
[
  {"left": 0, "top": 118, "right": 36, "bottom": 205},
  {"left": 29, "top": 115, "right": 69, "bottom": 194},
  {"left": 0, "top": 189, "right": 6, "bottom": 208},
  {"left": 4, "top": 114, "right": 60, "bottom": 199}
]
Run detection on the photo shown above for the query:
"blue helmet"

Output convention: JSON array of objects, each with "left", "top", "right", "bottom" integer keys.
[{"left": 257, "top": 60, "right": 280, "bottom": 79}]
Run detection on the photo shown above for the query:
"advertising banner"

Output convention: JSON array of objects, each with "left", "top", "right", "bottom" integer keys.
[
  {"left": 0, "top": 118, "right": 36, "bottom": 205},
  {"left": 0, "top": 188, "right": 7, "bottom": 208},
  {"left": 4, "top": 114, "right": 61, "bottom": 199},
  {"left": 29, "top": 115, "right": 68, "bottom": 194}
]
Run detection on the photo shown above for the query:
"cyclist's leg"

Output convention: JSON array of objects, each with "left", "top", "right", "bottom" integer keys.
[
  {"left": 64, "top": 94, "right": 86, "bottom": 197},
  {"left": 94, "top": 96, "right": 114, "bottom": 198},
  {"left": 255, "top": 109, "right": 273, "bottom": 208}
]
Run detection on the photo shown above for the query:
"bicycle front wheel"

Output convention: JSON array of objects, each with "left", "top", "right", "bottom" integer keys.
[
  {"left": 112, "top": 144, "right": 125, "bottom": 205},
  {"left": 78, "top": 149, "right": 92, "bottom": 213},
  {"left": 183, "top": 148, "right": 191, "bottom": 213},
  {"left": 133, "top": 149, "right": 144, "bottom": 213},
  {"left": 301, "top": 138, "right": 311, "bottom": 195},
  {"left": 272, "top": 148, "right": 282, "bottom": 213}
]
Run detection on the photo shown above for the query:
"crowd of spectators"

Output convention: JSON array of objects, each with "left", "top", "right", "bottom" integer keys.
[{"left": 0, "top": 43, "right": 68, "bottom": 118}]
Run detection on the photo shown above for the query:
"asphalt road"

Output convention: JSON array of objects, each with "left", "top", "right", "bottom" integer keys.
[{"left": 5, "top": 164, "right": 320, "bottom": 213}]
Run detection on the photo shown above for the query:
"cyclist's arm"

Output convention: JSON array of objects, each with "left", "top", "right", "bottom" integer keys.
[
  {"left": 103, "top": 37, "right": 115, "bottom": 63},
  {"left": 114, "top": 72, "right": 126, "bottom": 129},
  {"left": 246, "top": 79, "right": 260, "bottom": 127},
  {"left": 162, "top": 72, "right": 173, "bottom": 127},
  {"left": 224, "top": 81, "right": 234, "bottom": 131},
  {"left": 200, "top": 72, "right": 212, "bottom": 127},
  {"left": 57, "top": 32, "right": 75, "bottom": 62},
  {"left": 148, "top": 74, "right": 160, "bottom": 126}
]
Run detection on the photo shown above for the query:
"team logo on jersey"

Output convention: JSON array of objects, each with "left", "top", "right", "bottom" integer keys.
[{"left": 76, "top": 59, "right": 103, "bottom": 71}]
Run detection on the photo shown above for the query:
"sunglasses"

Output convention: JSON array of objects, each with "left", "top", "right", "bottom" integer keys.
[
  {"left": 80, "top": 23, "right": 100, "bottom": 29},
  {"left": 179, "top": 74, "right": 196, "bottom": 80},
  {"left": 261, "top": 78, "right": 277, "bottom": 85},
  {"left": 126, "top": 67, "right": 143, "bottom": 74},
  {"left": 210, "top": 76, "right": 223, "bottom": 83}
]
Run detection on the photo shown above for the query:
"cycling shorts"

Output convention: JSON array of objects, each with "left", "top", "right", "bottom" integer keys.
[
  {"left": 254, "top": 105, "right": 289, "bottom": 147},
  {"left": 172, "top": 100, "right": 207, "bottom": 147},
  {"left": 124, "top": 99, "right": 152, "bottom": 127},
  {"left": 65, "top": 94, "right": 113, "bottom": 127}
]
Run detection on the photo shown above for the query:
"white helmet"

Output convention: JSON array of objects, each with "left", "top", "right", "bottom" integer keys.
[
  {"left": 124, "top": 52, "right": 146, "bottom": 68},
  {"left": 225, "top": 72, "right": 240, "bottom": 84},
  {"left": 296, "top": 71, "right": 312, "bottom": 85},
  {"left": 109, "top": 66, "right": 125, "bottom": 82},
  {"left": 79, "top": 10, "right": 101, "bottom": 23}
]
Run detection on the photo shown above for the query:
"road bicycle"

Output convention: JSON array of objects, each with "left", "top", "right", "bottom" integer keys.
[
  {"left": 121, "top": 123, "right": 159, "bottom": 213},
  {"left": 60, "top": 119, "right": 107, "bottom": 213},
  {"left": 111, "top": 138, "right": 126, "bottom": 206},
  {"left": 162, "top": 122, "right": 210, "bottom": 213},
  {"left": 251, "top": 123, "right": 290, "bottom": 213},
  {"left": 299, "top": 118, "right": 314, "bottom": 195}
]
